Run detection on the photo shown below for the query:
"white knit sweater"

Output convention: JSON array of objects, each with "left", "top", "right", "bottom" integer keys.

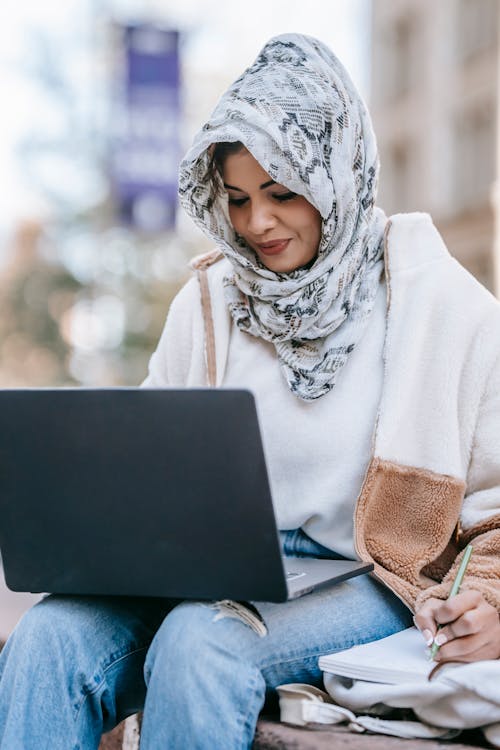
[
  {"left": 143, "top": 213, "right": 500, "bottom": 577},
  {"left": 222, "top": 279, "right": 386, "bottom": 558}
]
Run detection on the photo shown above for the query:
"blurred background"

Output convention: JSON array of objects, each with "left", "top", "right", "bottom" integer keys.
[{"left": 1, "top": 0, "right": 499, "bottom": 638}]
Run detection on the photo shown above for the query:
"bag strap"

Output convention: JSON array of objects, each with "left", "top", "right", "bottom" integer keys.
[
  {"left": 277, "top": 683, "right": 356, "bottom": 727},
  {"left": 197, "top": 267, "right": 217, "bottom": 387},
  {"left": 277, "top": 683, "right": 458, "bottom": 740},
  {"left": 191, "top": 249, "right": 223, "bottom": 388}
]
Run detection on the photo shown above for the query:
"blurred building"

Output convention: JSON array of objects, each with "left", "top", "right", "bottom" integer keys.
[{"left": 371, "top": 0, "right": 498, "bottom": 292}]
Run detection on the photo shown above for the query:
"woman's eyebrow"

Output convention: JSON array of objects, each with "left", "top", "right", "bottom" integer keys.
[{"left": 223, "top": 179, "right": 277, "bottom": 191}]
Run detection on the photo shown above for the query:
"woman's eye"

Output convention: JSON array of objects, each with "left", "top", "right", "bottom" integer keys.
[
  {"left": 228, "top": 197, "right": 248, "bottom": 207},
  {"left": 273, "top": 191, "right": 297, "bottom": 202}
]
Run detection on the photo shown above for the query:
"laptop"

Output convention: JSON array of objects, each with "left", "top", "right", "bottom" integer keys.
[{"left": 0, "top": 388, "right": 373, "bottom": 602}]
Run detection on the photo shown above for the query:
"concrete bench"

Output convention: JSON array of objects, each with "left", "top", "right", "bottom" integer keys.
[{"left": 99, "top": 712, "right": 490, "bottom": 750}]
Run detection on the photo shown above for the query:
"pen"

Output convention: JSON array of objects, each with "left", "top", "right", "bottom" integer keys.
[{"left": 429, "top": 544, "right": 473, "bottom": 660}]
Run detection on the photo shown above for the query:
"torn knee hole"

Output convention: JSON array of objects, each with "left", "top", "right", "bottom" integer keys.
[{"left": 209, "top": 600, "right": 268, "bottom": 637}]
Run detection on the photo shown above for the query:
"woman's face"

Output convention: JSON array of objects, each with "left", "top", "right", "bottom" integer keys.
[{"left": 221, "top": 148, "right": 322, "bottom": 273}]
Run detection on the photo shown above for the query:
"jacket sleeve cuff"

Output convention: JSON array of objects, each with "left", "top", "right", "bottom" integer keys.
[{"left": 415, "top": 578, "right": 500, "bottom": 613}]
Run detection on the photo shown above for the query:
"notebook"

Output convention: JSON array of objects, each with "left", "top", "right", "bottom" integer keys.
[
  {"left": 0, "top": 388, "right": 373, "bottom": 602},
  {"left": 319, "top": 627, "right": 433, "bottom": 683}
]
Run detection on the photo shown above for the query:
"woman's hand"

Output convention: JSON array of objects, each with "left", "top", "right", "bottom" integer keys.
[{"left": 414, "top": 590, "right": 500, "bottom": 662}]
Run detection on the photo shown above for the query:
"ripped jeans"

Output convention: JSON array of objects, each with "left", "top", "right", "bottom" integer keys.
[{"left": 0, "top": 529, "right": 412, "bottom": 750}]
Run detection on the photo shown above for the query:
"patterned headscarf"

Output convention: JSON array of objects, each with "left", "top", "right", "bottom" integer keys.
[{"left": 179, "top": 33, "right": 386, "bottom": 401}]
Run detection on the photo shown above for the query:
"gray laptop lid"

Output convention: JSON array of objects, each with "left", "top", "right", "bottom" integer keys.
[
  {"left": 0, "top": 388, "right": 291, "bottom": 602},
  {"left": 0, "top": 388, "right": 373, "bottom": 603}
]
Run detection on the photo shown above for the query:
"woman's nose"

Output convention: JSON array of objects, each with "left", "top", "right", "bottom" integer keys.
[{"left": 247, "top": 203, "right": 277, "bottom": 235}]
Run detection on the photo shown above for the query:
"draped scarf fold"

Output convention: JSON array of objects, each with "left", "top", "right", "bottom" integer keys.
[{"left": 179, "top": 33, "right": 386, "bottom": 400}]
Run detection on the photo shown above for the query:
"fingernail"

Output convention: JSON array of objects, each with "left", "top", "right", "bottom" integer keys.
[
  {"left": 422, "top": 629, "right": 433, "bottom": 646},
  {"left": 434, "top": 633, "right": 447, "bottom": 646}
]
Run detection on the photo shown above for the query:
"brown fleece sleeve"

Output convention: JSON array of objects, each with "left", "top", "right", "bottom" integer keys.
[
  {"left": 415, "top": 518, "right": 500, "bottom": 612},
  {"left": 416, "top": 352, "right": 500, "bottom": 613}
]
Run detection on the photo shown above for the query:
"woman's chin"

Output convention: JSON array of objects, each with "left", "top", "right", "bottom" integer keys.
[{"left": 257, "top": 252, "right": 317, "bottom": 274}]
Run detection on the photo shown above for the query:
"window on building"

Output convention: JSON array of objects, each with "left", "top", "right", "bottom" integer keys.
[
  {"left": 457, "top": 0, "right": 498, "bottom": 62},
  {"left": 384, "top": 13, "right": 420, "bottom": 101},
  {"left": 453, "top": 101, "right": 496, "bottom": 210}
]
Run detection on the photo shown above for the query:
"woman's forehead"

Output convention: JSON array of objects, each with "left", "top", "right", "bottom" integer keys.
[{"left": 221, "top": 149, "right": 272, "bottom": 184}]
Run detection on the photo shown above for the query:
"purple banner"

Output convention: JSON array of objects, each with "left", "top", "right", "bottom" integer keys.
[{"left": 111, "top": 25, "right": 180, "bottom": 232}]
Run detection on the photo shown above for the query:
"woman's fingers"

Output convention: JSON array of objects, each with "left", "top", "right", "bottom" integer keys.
[
  {"left": 433, "top": 590, "right": 483, "bottom": 625},
  {"left": 414, "top": 591, "right": 500, "bottom": 662},
  {"left": 414, "top": 597, "right": 444, "bottom": 643},
  {"left": 434, "top": 630, "right": 497, "bottom": 662}
]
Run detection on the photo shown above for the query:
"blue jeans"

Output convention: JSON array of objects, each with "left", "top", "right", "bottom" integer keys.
[{"left": 0, "top": 530, "right": 412, "bottom": 749}]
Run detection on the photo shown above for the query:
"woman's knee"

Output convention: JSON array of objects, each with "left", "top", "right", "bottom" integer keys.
[
  {"left": 7, "top": 597, "right": 78, "bottom": 651},
  {"left": 5, "top": 596, "right": 93, "bottom": 664},
  {"left": 144, "top": 600, "right": 259, "bottom": 685},
  {"left": 3, "top": 595, "right": 118, "bottom": 668}
]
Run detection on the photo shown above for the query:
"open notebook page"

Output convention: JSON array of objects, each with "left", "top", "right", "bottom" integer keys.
[{"left": 319, "top": 627, "right": 433, "bottom": 684}]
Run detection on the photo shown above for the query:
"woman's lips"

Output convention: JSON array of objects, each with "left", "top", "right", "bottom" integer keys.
[{"left": 256, "top": 239, "right": 291, "bottom": 256}]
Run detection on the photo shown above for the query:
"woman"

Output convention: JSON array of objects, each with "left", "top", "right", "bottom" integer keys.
[{"left": 0, "top": 33, "right": 499, "bottom": 750}]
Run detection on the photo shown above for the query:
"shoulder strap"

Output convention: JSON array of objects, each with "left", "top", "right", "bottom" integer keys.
[
  {"left": 197, "top": 267, "right": 217, "bottom": 387},
  {"left": 190, "top": 249, "right": 224, "bottom": 387}
]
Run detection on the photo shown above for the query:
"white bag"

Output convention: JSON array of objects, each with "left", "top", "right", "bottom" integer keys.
[
  {"left": 277, "top": 629, "right": 500, "bottom": 746},
  {"left": 277, "top": 682, "right": 460, "bottom": 740}
]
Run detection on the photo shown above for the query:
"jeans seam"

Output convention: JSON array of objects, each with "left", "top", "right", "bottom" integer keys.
[
  {"left": 235, "top": 668, "right": 262, "bottom": 750},
  {"left": 74, "top": 643, "right": 149, "bottom": 729}
]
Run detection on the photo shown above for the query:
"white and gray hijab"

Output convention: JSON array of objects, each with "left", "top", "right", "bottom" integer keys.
[{"left": 179, "top": 33, "right": 386, "bottom": 401}]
